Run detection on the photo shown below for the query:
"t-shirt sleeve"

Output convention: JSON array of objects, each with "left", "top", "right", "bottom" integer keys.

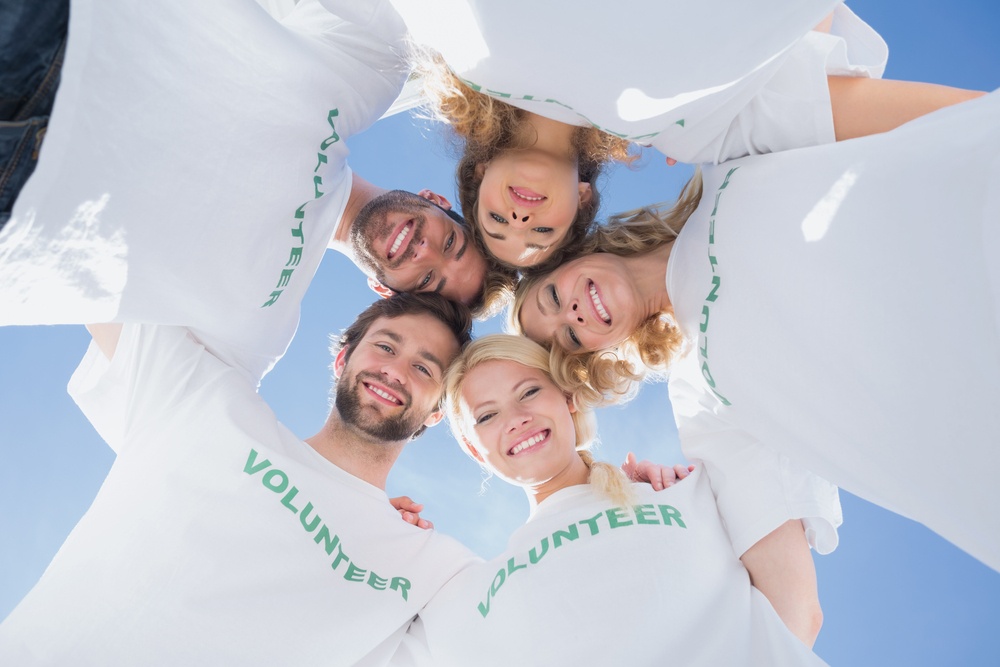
[
  {"left": 290, "top": 0, "right": 409, "bottom": 137},
  {"left": 68, "top": 323, "right": 249, "bottom": 455},
  {"left": 692, "top": 2, "right": 888, "bottom": 163},
  {"left": 668, "top": 353, "right": 842, "bottom": 558}
]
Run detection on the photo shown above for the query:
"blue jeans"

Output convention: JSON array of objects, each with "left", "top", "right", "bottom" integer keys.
[{"left": 0, "top": 0, "right": 69, "bottom": 229}]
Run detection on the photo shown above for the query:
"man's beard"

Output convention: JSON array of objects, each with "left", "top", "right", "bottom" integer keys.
[
  {"left": 351, "top": 190, "right": 430, "bottom": 275},
  {"left": 334, "top": 371, "right": 424, "bottom": 442}
]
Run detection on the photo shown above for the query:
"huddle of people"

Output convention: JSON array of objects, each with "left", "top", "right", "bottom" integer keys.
[{"left": 1, "top": 0, "right": 997, "bottom": 665}]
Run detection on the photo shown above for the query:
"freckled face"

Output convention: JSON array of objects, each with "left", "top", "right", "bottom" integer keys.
[
  {"left": 519, "top": 253, "right": 643, "bottom": 354},
  {"left": 458, "top": 360, "right": 578, "bottom": 488},
  {"left": 477, "top": 150, "right": 592, "bottom": 268}
]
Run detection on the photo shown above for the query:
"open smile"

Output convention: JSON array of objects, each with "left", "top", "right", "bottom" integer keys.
[
  {"left": 387, "top": 220, "right": 414, "bottom": 260},
  {"left": 509, "top": 186, "right": 546, "bottom": 208},
  {"left": 363, "top": 381, "right": 404, "bottom": 406},
  {"left": 588, "top": 281, "right": 612, "bottom": 325},
  {"left": 508, "top": 429, "right": 550, "bottom": 456}
]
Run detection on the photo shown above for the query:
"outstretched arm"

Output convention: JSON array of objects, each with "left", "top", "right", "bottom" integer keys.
[
  {"left": 829, "top": 77, "right": 985, "bottom": 141},
  {"left": 740, "top": 519, "right": 823, "bottom": 648},
  {"left": 86, "top": 323, "right": 123, "bottom": 359}
]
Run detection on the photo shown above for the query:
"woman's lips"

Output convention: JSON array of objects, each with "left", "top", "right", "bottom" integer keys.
[{"left": 509, "top": 186, "right": 546, "bottom": 208}]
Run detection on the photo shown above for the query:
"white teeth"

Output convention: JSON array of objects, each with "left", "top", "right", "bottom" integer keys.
[
  {"left": 389, "top": 223, "right": 411, "bottom": 257},
  {"left": 368, "top": 385, "right": 401, "bottom": 404},
  {"left": 510, "top": 432, "right": 546, "bottom": 455},
  {"left": 590, "top": 283, "right": 610, "bottom": 323}
]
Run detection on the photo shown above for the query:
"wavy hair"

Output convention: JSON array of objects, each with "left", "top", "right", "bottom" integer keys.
[
  {"left": 510, "top": 172, "right": 704, "bottom": 407},
  {"left": 443, "top": 334, "right": 634, "bottom": 506},
  {"left": 415, "top": 53, "right": 633, "bottom": 270}
]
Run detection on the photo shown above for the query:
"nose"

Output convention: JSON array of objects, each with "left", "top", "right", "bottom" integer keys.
[
  {"left": 509, "top": 211, "right": 531, "bottom": 229},
  {"left": 567, "top": 299, "right": 585, "bottom": 324},
  {"left": 380, "top": 357, "right": 407, "bottom": 386},
  {"left": 506, "top": 410, "right": 532, "bottom": 433},
  {"left": 410, "top": 237, "right": 428, "bottom": 262}
]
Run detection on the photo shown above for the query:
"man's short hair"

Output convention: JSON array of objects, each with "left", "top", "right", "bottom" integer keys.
[{"left": 336, "top": 292, "right": 474, "bottom": 365}]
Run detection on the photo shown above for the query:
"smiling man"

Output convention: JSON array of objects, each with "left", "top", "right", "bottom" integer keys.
[{"left": 0, "top": 293, "right": 479, "bottom": 665}]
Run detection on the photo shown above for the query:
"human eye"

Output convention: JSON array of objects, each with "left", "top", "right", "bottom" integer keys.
[
  {"left": 417, "top": 271, "right": 433, "bottom": 290},
  {"left": 547, "top": 284, "right": 560, "bottom": 308},
  {"left": 475, "top": 411, "right": 496, "bottom": 425},
  {"left": 414, "top": 363, "right": 432, "bottom": 378},
  {"left": 444, "top": 231, "right": 455, "bottom": 253},
  {"left": 521, "top": 386, "right": 541, "bottom": 399},
  {"left": 489, "top": 212, "right": 507, "bottom": 225},
  {"left": 376, "top": 343, "right": 394, "bottom": 353},
  {"left": 567, "top": 327, "right": 582, "bottom": 350},
  {"left": 533, "top": 227, "right": 554, "bottom": 234}
]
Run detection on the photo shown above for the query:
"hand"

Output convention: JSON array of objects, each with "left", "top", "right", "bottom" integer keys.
[
  {"left": 621, "top": 452, "right": 694, "bottom": 491},
  {"left": 665, "top": 157, "right": 677, "bottom": 166},
  {"left": 390, "top": 495, "right": 434, "bottom": 530}
]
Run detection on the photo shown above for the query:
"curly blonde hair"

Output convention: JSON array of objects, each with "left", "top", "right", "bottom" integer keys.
[
  {"left": 444, "top": 334, "right": 634, "bottom": 506},
  {"left": 415, "top": 54, "right": 634, "bottom": 270},
  {"left": 509, "top": 172, "right": 704, "bottom": 407}
]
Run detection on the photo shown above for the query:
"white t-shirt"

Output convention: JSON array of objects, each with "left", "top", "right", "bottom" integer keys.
[
  {"left": 0, "top": 323, "right": 478, "bottom": 666},
  {"left": 0, "top": 0, "right": 407, "bottom": 385},
  {"left": 666, "top": 90, "right": 1000, "bottom": 571},
  {"left": 394, "top": 473, "right": 828, "bottom": 666},
  {"left": 396, "top": 1, "right": 886, "bottom": 164}
]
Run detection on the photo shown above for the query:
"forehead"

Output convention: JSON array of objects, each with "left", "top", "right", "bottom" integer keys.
[{"left": 361, "top": 313, "right": 460, "bottom": 360}]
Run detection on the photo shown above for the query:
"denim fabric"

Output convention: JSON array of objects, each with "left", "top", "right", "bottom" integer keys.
[{"left": 0, "top": 0, "right": 69, "bottom": 228}]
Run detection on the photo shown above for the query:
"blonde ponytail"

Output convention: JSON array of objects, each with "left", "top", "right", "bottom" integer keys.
[{"left": 578, "top": 450, "right": 635, "bottom": 507}]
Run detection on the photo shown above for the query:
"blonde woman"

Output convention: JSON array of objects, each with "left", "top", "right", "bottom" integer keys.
[
  {"left": 390, "top": 334, "right": 841, "bottom": 666},
  {"left": 512, "top": 90, "right": 1000, "bottom": 571}
]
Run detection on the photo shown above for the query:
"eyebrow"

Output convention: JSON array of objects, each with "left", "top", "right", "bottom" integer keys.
[{"left": 374, "top": 328, "right": 446, "bottom": 374}]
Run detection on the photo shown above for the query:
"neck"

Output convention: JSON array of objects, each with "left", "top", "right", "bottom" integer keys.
[
  {"left": 520, "top": 112, "right": 579, "bottom": 158},
  {"left": 624, "top": 243, "right": 675, "bottom": 319},
  {"left": 330, "top": 174, "right": 389, "bottom": 256},
  {"left": 523, "top": 453, "right": 591, "bottom": 511},
  {"left": 304, "top": 411, "right": 405, "bottom": 490}
]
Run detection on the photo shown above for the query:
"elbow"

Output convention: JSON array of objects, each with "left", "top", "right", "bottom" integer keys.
[{"left": 802, "top": 604, "right": 824, "bottom": 648}]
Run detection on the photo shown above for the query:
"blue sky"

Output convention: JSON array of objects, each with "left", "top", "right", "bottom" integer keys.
[{"left": 1, "top": 1, "right": 998, "bottom": 664}]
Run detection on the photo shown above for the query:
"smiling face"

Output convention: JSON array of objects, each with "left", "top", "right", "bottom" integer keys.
[
  {"left": 518, "top": 253, "right": 644, "bottom": 354},
  {"left": 457, "top": 359, "right": 584, "bottom": 492},
  {"left": 476, "top": 150, "right": 593, "bottom": 268},
  {"left": 351, "top": 190, "right": 488, "bottom": 305},
  {"left": 334, "top": 313, "right": 460, "bottom": 442}
]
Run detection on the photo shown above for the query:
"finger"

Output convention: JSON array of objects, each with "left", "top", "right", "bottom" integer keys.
[
  {"left": 400, "top": 511, "right": 418, "bottom": 526},
  {"left": 674, "top": 464, "right": 690, "bottom": 479},
  {"left": 622, "top": 452, "right": 637, "bottom": 477},
  {"left": 666, "top": 157, "right": 677, "bottom": 166},
  {"left": 417, "top": 518, "right": 434, "bottom": 530}
]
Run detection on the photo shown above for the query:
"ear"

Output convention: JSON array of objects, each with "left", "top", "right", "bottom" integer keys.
[
  {"left": 417, "top": 189, "right": 453, "bottom": 211},
  {"left": 422, "top": 409, "right": 445, "bottom": 429},
  {"left": 367, "top": 276, "right": 395, "bottom": 300},
  {"left": 474, "top": 163, "right": 487, "bottom": 179},
  {"left": 577, "top": 182, "right": 593, "bottom": 207},
  {"left": 460, "top": 435, "right": 485, "bottom": 463},
  {"left": 565, "top": 393, "right": 578, "bottom": 414},
  {"left": 333, "top": 346, "right": 348, "bottom": 379}
]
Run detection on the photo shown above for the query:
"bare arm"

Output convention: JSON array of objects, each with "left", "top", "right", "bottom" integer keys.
[
  {"left": 86, "top": 323, "right": 123, "bottom": 359},
  {"left": 740, "top": 519, "right": 823, "bottom": 648},
  {"left": 829, "top": 77, "right": 985, "bottom": 141}
]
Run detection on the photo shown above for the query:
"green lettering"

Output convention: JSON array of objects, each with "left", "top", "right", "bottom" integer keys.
[
  {"left": 276, "top": 268, "right": 294, "bottom": 289},
  {"left": 528, "top": 537, "right": 550, "bottom": 564},
  {"left": 314, "top": 151, "right": 328, "bottom": 173},
  {"left": 578, "top": 512, "right": 603, "bottom": 536},
  {"left": 699, "top": 305, "right": 710, "bottom": 334},
  {"left": 261, "top": 290, "right": 282, "bottom": 308},
  {"left": 719, "top": 166, "right": 739, "bottom": 189},
  {"left": 390, "top": 576, "right": 411, "bottom": 602},
  {"left": 299, "top": 502, "right": 321, "bottom": 532},
  {"left": 705, "top": 274, "right": 720, "bottom": 302},
  {"left": 314, "top": 525, "right": 340, "bottom": 555},
  {"left": 319, "top": 109, "right": 340, "bottom": 149},
  {"left": 553, "top": 524, "right": 579, "bottom": 548},
  {"left": 243, "top": 449, "right": 271, "bottom": 475},
  {"left": 313, "top": 175, "right": 323, "bottom": 198},
  {"left": 367, "top": 572, "right": 388, "bottom": 591},
  {"left": 344, "top": 562, "right": 366, "bottom": 582},
  {"left": 658, "top": 505, "right": 687, "bottom": 528},
  {"left": 605, "top": 507, "right": 633, "bottom": 528},
  {"left": 701, "top": 360, "right": 716, "bottom": 388},
  {"left": 262, "top": 469, "right": 288, "bottom": 493},
  {"left": 633, "top": 504, "right": 659, "bottom": 525},
  {"left": 291, "top": 219, "right": 305, "bottom": 242},
  {"left": 280, "top": 487, "right": 300, "bottom": 513},
  {"left": 286, "top": 247, "right": 302, "bottom": 267},
  {"left": 331, "top": 544, "right": 350, "bottom": 570},
  {"left": 478, "top": 595, "right": 492, "bottom": 618},
  {"left": 489, "top": 568, "right": 506, "bottom": 596},
  {"left": 506, "top": 557, "right": 527, "bottom": 577}
]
